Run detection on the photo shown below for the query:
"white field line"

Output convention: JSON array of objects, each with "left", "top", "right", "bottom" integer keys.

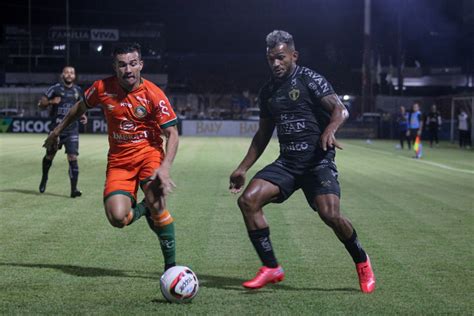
[{"left": 345, "top": 143, "right": 474, "bottom": 175}]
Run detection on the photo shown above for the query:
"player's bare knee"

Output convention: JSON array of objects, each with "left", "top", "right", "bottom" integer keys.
[
  {"left": 105, "top": 207, "right": 130, "bottom": 229},
  {"left": 319, "top": 209, "right": 344, "bottom": 228},
  {"left": 238, "top": 193, "right": 258, "bottom": 213}
]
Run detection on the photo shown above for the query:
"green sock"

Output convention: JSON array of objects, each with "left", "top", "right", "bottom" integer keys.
[
  {"left": 130, "top": 200, "right": 149, "bottom": 224},
  {"left": 145, "top": 215, "right": 176, "bottom": 269}
]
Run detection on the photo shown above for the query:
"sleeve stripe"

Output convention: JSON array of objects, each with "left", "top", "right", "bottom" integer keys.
[
  {"left": 84, "top": 98, "right": 94, "bottom": 108},
  {"left": 160, "top": 119, "right": 178, "bottom": 129}
]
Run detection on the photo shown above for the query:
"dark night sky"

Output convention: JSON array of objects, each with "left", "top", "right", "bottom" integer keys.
[
  {"left": 1, "top": 0, "right": 470, "bottom": 66},
  {"left": 0, "top": 0, "right": 472, "bottom": 93}
]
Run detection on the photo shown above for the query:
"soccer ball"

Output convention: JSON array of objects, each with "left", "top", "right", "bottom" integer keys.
[{"left": 160, "top": 266, "right": 199, "bottom": 303}]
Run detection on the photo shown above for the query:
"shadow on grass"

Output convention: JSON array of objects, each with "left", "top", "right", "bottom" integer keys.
[
  {"left": 199, "top": 273, "right": 358, "bottom": 293},
  {"left": 0, "top": 188, "right": 68, "bottom": 198},
  {"left": 0, "top": 262, "right": 358, "bottom": 293},
  {"left": 0, "top": 262, "right": 141, "bottom": 278}
]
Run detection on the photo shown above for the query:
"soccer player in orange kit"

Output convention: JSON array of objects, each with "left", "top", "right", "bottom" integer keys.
[{"left": 44, "top": 43, "right": 178, "bottom": 271}]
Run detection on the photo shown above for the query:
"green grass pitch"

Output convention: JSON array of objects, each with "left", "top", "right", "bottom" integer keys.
[{"left": 0, "top": 134, "right": 473, "bottom": 314}]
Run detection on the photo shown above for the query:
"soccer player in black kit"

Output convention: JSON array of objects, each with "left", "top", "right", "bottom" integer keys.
[
  {"left": 229, "top": 30, "right": 375, "bottom": 293},
  {"left": 425, "top": 104, "right": 442, "bottom": 148},
  {"left": 38, "top": 66, "right": 87, "bottom": 197}
]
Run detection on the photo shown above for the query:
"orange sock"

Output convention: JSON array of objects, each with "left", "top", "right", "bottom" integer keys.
[{"left": 151, "top": 210, "right": 174, "bottom": 227}]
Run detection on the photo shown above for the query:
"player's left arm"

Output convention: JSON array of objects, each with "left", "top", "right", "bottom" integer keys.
[
  {"left": 152, "top": 125, "right": 179, "bottom": 196},
  {"left": 320, "top": 94, "right": 349, "bottom": 151}
]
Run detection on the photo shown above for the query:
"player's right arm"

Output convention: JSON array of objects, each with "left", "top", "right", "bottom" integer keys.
[
  {"left": 43, "top": 100, "right": 88, "bottom": 151},
  {"left": 37, "top": 96, "right": 61, "bottom": 109},
  {"left": 229, "top": 117, "right": 275, "bottom": 194},
  {"left": 38, "top": 85, "right": 61, "bottom": 109}
]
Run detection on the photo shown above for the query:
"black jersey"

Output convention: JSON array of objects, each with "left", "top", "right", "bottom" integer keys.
[
  {"left": 426, "top": 111, "right": 441, "bottom": 129},
  {"left": 258, "top": 66, "right": 336, "bottom": 171},
  {"left": 44, "top": 83, "right": 83, "bottom": 133}
]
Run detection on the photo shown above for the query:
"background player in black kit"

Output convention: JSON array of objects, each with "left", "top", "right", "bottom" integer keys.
[
  {"left": 38, "top": 66, "right": 87, "bottom": 197},
  {"left": 425, "top": 104, "right": 442, "bottom": 148},
  {"left": 229, "top": 30, "right": 375, "bottom": 293}
]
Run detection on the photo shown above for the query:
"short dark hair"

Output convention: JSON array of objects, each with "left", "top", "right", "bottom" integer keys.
[
  {"left": 266, "top": 30, "right": 295, "bottom": 50},
  {"left": 62, "top": 65, "right": 75, "bottom": 72},
  {"left": 112, "top": 43, "right": 142, "bottom": 59}
]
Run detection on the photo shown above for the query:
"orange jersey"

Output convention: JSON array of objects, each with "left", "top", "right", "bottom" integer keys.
[{"left": 84, "top": 76, "right": 177, "bottom": 157}]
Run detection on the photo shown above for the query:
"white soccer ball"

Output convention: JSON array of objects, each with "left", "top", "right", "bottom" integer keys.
[{"left": 160, "top": 266, "right": 199, "bottom": 303}]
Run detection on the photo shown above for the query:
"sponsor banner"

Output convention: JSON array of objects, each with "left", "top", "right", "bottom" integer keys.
[
  {"left": 0, "top": 118, "right": 376, "bottom": 138},
  {"left": 90, "top": 29, "right": 119, "bottom": 41},
  {"left": 182, "top": 120, "right": 378, "bottom": 138},
  {"left": 182, "top": 120, "right": 260, "bottom": 137},
  {"left": 0, "top": 117, "right": 108, "bottom": 134},
  {"left": 89, "top": 119, "right": 108, "bottom": 133},
  {"left": 48, "top": 27, "right": 119, "bottom": 41},
  {"left": 0, "top": 117, "right": 52, "bottom": 133}
]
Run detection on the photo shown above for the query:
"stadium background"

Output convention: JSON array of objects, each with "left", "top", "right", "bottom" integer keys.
[
  {"left": 0, "top": 0, "right": 473, "bottom": 140},
  {"left": 0, "top": 0, "right": 473, "bottom": 314}
]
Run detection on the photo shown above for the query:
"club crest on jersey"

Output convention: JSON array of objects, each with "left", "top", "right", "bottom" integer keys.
[
  {"left": 134, "top": 105, "right": 147, "bottom": 118},
  {"left": 289, "top": 89, "right": 300, "bottom": 101}
]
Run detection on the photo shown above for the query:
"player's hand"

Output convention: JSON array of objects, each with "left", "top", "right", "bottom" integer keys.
[
  {"left": 50, "top": 96, "right": 61, "bottom": 105},
  {"left": 80, "top": 114, "right": 88, "bottom": 125},
  {"left": 406, "top": 130, "right": 410, "bottom": 137},
  {"left": 320, "top": 129, "right": 342, "bottom": 151},
  {"left": 151, "top": 166, "right": 176, "bottom": 196},
  {"left": 417, "top": 129, "right": 422, "bottom": 136},
  {"left": 43, "top": 131, "right": 59, "bottom": 152},
  {"left": 229, "top": 168, "right": 246, "bottom": 194},
  {"left": 145, "top": 181, "right": 167, "bottom": 212}
]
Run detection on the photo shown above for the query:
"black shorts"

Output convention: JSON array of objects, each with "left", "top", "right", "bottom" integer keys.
[
  {"left": 48, "top": 132, "right": 79, "bottom": 156},
  {"left": 253, "top": 159, "right": 340, "bottom": 205}
]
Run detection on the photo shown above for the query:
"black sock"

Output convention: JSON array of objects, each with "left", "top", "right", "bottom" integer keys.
[
  {"left": 343, "top": 229, "right": 368, "bottom": 264},
  {"left": 68, "top": 160, "right": 79, "bottom": 192},
  {"left": 42, "top": 157, "right": 52, "bottom": 179},
  {"left": 248, "top": 227, "right": 278, "bottom": 268}
]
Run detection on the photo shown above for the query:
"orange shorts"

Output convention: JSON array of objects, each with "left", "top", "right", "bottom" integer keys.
[{"left": 103, "top": 146, "right": 164, "bottom": 205}]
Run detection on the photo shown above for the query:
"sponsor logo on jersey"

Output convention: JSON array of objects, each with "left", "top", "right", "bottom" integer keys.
[
  {"left": 289, "top": 88, "right": 300, "bottom": 101},
  {"left": 320, "top": 180, "right": 332, "bottom": 188},
  {"left": 277, "top": 120, "right": 306, "bottom": 134},
  {"left": 308, "top": 82, "right": 317, "bottom": 90},
  {"left": 106, "top": 104, "right": 115, "bottom": 111},
  {"left": 275, "top": 95, "right": 287, "bottom": 102},
  {"left": 159, "top": 100, "right": 170, "bottom": 116},
  {"left": 135, "top": 95, "right": 150, "bottom": 105},
  {"left": 120, "top": 102, "right": 133, "bottom": 108},
  {"left": 280, "top": 141, "right": 309, "bottom": 152},
  {"left": 103, "top": 92, "right": 118, "bottom": 97},
  {"left": 120, "top": 120, "right": 137, "bottom": 131},
  {"left": 134, "top": 105, "right": 147, "bottom": 118},
  {"left": 112, "top": 131, "right": 148, "bottom": 142}
]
